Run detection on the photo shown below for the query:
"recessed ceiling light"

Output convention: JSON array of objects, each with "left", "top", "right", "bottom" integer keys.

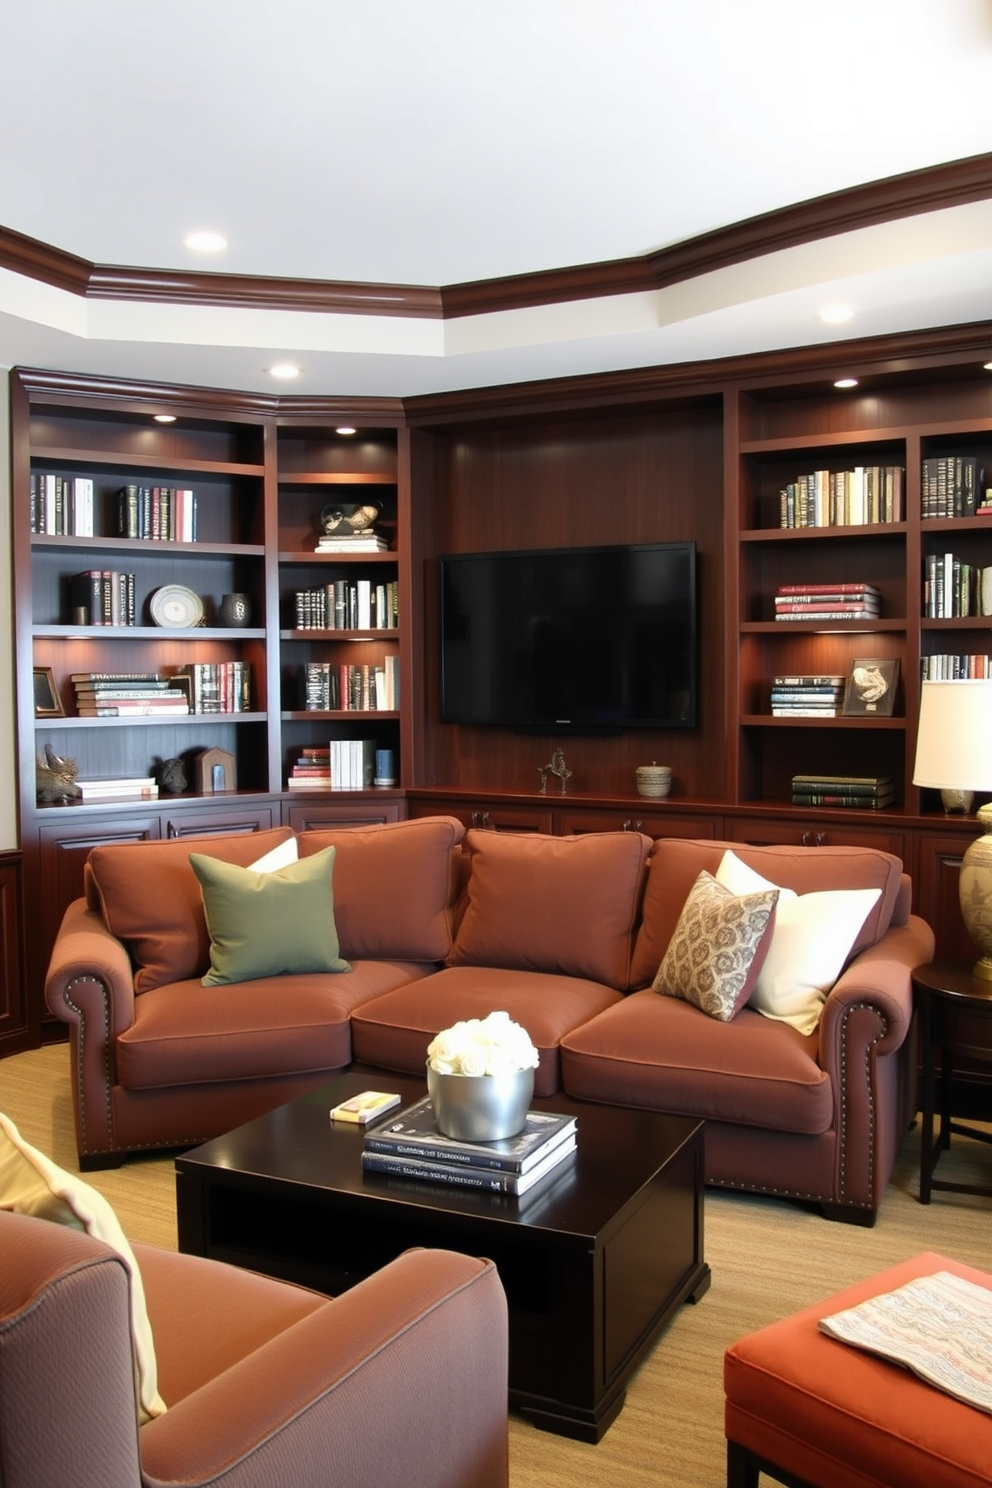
[
  {"left": 984, "top": 361, "right": 992, "bottom": 371},
  {"left": 336, "top": 426, "right": 357, "bottom": 436},
  {"left": 183, "top": 230, "right": 228, "bottom": 254},
  {"left": 153, "top": 413, "right": 176, "bottom": 423},
  {"left": 834, "top": 378, "right": 859, "bottom": 389},
  {"left": 820, "top": 304, "right": 854, "bottom": 325},
  {"left": 269, "top": 362, "right": 301, "bottom": 380}
]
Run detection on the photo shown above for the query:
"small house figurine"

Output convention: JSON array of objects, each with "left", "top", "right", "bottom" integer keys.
[{"left": 195, "top": 746, "right": 236, "bottom": 794}]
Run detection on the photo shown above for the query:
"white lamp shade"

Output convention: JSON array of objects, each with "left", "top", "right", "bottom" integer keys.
[{"left": 913, "top": 680, "right": 992, "bottom": 792}]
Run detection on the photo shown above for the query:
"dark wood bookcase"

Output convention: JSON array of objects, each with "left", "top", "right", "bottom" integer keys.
[{"left": 10, "top": 328, "right": 992, "bottom": 1044}]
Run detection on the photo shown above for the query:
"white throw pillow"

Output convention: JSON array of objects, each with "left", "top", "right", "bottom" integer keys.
[
  {"left": 0, "top": 1113, "right": 166, "bottom": 1423},
  {"left": 715, "top": 850, "right": 881, "bottom": 1035},
  {"left": 248, "top": 836, "right": 299, "bottom": 873}
]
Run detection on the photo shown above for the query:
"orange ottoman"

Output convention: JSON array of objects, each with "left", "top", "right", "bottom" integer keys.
[{"left": 724, "top": 1252, "right": 992, "bottom": 1488}]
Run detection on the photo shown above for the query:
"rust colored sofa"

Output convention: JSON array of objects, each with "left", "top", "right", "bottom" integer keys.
[
  {"left": 45, "top": 816, "right": 934, "bottom": 1223},
  {"left": 0, "top": 1207, "right": 508, "bottom": 1488}
]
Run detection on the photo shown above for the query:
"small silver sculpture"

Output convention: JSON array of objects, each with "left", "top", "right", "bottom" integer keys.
[
  {"left": 36, "top": 743, "right": 80, "bottom": 802},
  {"left": 538, "top": 747, "right": 572, "bottom": 796}
]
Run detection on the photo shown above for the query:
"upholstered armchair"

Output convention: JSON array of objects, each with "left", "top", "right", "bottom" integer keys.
[{"left": 0, "top": 1209, "right": 509, "bottom": 1488}]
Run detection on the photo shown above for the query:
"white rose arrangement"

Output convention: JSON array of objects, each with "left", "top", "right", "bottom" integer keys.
[{"left": 427, "top": 1010, "right": 539, "bottom": 1077}]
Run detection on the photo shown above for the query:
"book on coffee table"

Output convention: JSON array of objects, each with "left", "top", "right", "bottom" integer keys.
[
  {"left": 361, "top": 1133, "right": 577, "bottom": 1196},
  {"left": 362, "top": 1094, "right": 576, "bottom": 1173}
]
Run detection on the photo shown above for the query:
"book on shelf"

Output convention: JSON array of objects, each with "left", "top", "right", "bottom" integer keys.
[
  {"left": 170, "top": 662, "right": 251, "bottom": 713},
  {"left": 792, "top": 774, "right": 894, "bottom": 789},
  {"left": 293, "top": 578, "right": 399, "bottom": 631},
  {"left": 771, "top": 706, "right": 844, "bottom": 717},
  {"left": 363, "top": 1094, "right": 577, "bottom": 1174},
  {"left": 771, "top": 674, "right": 846, "bottom": 686},
  {"left": 778, "top": 466, "right": 904, "bottom": 529},
  {"left": 791, "top": 791, "right": 896, "bottom": 810},
  {"left": 70, "top": 671, "right": 161, "bottom": 683},
  {"left": 68, "top": 570, "right": 136, "bottom": 626},
  {"left": 76, "top": 777, "right": 160, "bottom": 800},
  {"left": 921, "top": 456, "right": 985, "bottom": 519},
  {"left": 922, "top": 653, "right": 992, "bottom": 679},
  {"left": 315, "top": 533, "right": 389, "bottom": 552},
  {"left": 76, "top": 700, "right": 190, "bottom": 717},
  {"left": 361, "top": 1135, "right": 576, "bottom": 1196}
]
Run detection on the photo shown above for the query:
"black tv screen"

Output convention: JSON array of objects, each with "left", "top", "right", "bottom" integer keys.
[{"left": 439, "top": 541, "right": 697, "bottom": 732}]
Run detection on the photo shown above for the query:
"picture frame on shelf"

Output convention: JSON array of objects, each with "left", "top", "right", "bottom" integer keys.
[
  {"left": 33, "top": 666, "right": 64, "bottom": 717},
  {"left": 842, "top": 657, "right": 900, "bottom": 718}
]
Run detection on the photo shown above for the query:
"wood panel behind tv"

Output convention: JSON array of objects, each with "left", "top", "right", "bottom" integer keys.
[{"left": 416, "top": 401, "right": 727, "bottom": 800}]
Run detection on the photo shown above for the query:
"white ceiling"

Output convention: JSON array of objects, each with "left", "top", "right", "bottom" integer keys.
[{"left": 2, "top": 0, "right": 992, "bottom": 398}]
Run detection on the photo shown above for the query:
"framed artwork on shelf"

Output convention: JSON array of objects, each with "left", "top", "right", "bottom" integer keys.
[
  {"left": 842, "top": 657, "right": 900, "bottom": 718},
  {"left": 33, "top": 667, "right": 63, "bottom": 717}
]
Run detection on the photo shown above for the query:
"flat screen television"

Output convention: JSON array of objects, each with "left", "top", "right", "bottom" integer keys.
[{"left": 439, "top": 541, "right": 697, "bottom": 733}]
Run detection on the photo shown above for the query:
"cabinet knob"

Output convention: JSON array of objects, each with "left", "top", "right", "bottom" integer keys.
[
  {"left": 802, "top": 832, "right": 812, "bottom": 847},
  {"left": 816, "top": 831, "right": 826, "bottom": 847}
]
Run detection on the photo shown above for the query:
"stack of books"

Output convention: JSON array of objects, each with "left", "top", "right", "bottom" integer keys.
[
  {"left": 770, "top": 675, "right": 846, "bottom": 717},
  {"left": 286, "top": 739, "right": 378, "bottom": 789},
  {"left": 76, "top": 775, "right": 160, "bottom": 802},
  {"left": 72, "top": 673, "right": 190, "bottom": 717},
  {"left": 360, "top": 1094, "right": 577, "bottom": 1197},
  {"left": 791, "top": 775, "right": 896, "bottom": 810},
  {"left": 315, "top": 530, "right": 389, "bottom": 553},
  {"left": 774, "top": 583, "right": 881, "bottom": 621}
]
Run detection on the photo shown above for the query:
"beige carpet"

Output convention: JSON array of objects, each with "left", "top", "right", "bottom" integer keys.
[{"left": 2, "top": 1044, "right": 990, "bottom": 1487}]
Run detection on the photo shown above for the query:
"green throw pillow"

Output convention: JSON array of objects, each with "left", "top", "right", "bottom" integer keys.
[{"left": 190, "top": 845, "right": 351, "bottom": 985}]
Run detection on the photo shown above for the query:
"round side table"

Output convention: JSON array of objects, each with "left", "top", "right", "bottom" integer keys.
[{"left": 912, "top": 960, "right": 992, "bottom": 1204}]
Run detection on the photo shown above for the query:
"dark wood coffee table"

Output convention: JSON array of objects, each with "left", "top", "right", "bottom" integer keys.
[{"left": 175, "top": 1071, "right": 710, "bottom": 1442}]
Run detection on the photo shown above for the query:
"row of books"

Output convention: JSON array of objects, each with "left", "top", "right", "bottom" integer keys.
[
  {"left": 921, "top": 457, "right": 988, "bottom": 519},
  {"left": 777, "top": 467, "right": 904, "bottom": 529},
  {"left": 356, "top": 1094, "right": 577, "bottom": 1197},
  {"left": 770, "top": 674, "right": 845, "bottom": 718},
  {"left": 69, "top": 569, "right": 136, "bottom": 626},
  {"left": 791, "top": 774, "right": 896, "bottom": 810},
  {"left": 30, "top": 473, "right": 95, "bottom": 535},
  {"left": 922, "top": 553, "right": 992, "bottom": 618},
  {"left": 773, "top": 582, "right": 880, "bottom": 621},
  {"left": 287, "top": 741, "right": 378, "bottom": 790},
  {"left": 72, "top": 675, "right": 189, "bottom": 717},
  {"left": 292, "top": 579, "right": 399, "bottom": 631},
  {"left": 921, "top": 653, "right": 992, "bottom": 679},
  {"left": 304, "top": 658, "right": 399, "bottom": 712},
  {"left": 176, "top": 662, "right": 252, "bottom": 714},
  {"left": 116, "top": 484, "right": 198, "bottom": 542}
]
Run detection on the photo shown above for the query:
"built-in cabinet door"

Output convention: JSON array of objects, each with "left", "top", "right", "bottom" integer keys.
[
  {"left": 725, "top": 814, "right": 907, "bottom": 859},
  {"left": 554, "top": 807, "right": 721, "bottom": 840},
  {"left": 283, "top": 798, "right": 404, "bottom": 832},
  {"left": 407, "top": 796, "right": 553, "bottom": 834},
  {"left": 915, "top": 829, "right": 979, "bottom": 964},
  {"left": 161, "top": 804, "right": 279, "bottom": 839},
  {"left": 0, "top": 854, "right": 29, "bottom": 1054}
]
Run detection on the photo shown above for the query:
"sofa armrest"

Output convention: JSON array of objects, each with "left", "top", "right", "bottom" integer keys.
[
  {"left": 139, "top": 1249, "right": 509, "bottom": 1488},
  {"left": 44, "top": 898, "right": 138, "bottom": 1165},
  {"left": 45, "top": 897, "right": 137, "bottom": 1038},
  {"left": 816, "top": 913, "right": 935, "bottom": 1216}
]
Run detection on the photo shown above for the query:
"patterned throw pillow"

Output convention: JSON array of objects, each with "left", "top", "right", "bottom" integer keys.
[{"left": 652, "top": 870, "right": 779, "bottom": 1021}]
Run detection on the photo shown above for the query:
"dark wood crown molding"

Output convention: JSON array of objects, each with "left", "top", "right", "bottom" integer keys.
[{"left": 3, "top": 152, "right": 991, "bottom": 325}]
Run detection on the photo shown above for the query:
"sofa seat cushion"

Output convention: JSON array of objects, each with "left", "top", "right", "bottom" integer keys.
[
  {"left": 298, "top": 816, "right": 465, "bottom": 962},
  {"left": 86, "top": 827, "right": 297, "bottom": 993},
  {"left": 446, "top": 828, "right": 652, "bottom": 989},
  {"left": 115, "top": 961, "right": 434, "bottom": 1090},
  {"left": 630, "top": 838, "right": 904, "bottom": 990},
  {"left": 351, "top": 965, "right": 624, "bottom": 1097},
  {"left": 560, "top": 989, "right": 831, "bottom": 1134}
]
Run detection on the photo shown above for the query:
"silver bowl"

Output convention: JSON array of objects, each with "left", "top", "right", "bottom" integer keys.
[{"left": 426, "top": 1065, "right": 535, "bottom": 1142}]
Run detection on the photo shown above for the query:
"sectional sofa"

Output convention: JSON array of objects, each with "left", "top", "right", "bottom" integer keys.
[{"left": 44, "top": 815, "right": 934, "bottom": 1223}]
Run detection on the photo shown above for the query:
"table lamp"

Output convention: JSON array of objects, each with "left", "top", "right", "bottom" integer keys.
[{"left": 913, "top": 679, "right": 992, "bottom": 979}]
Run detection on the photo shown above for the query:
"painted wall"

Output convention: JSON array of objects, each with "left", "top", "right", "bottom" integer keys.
[{"left": 0, "top": 373, "right": 16, "bottom": 849}]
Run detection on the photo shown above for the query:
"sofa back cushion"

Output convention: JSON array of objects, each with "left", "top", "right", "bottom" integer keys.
[
  {"left": 86, "top": 827, "right": 295, "bottom": 992},
  {"left": 630, "top": 838, "right": 904, "bottom": 990},
  {"left": 297, "top": 816, "right": 465, "bottom": 962},
  {"left": 447, "top": 829, "right": 652, "bottom": 989}
]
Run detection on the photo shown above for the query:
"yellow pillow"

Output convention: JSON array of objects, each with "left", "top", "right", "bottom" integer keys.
[{"left": 0, "top": 1113, "right": 166, "bottom": 1424}]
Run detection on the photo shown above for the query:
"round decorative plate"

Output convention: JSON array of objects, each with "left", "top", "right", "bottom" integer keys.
[{"left": 149, "top": 584, "right": 204, "bottom": 628}]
